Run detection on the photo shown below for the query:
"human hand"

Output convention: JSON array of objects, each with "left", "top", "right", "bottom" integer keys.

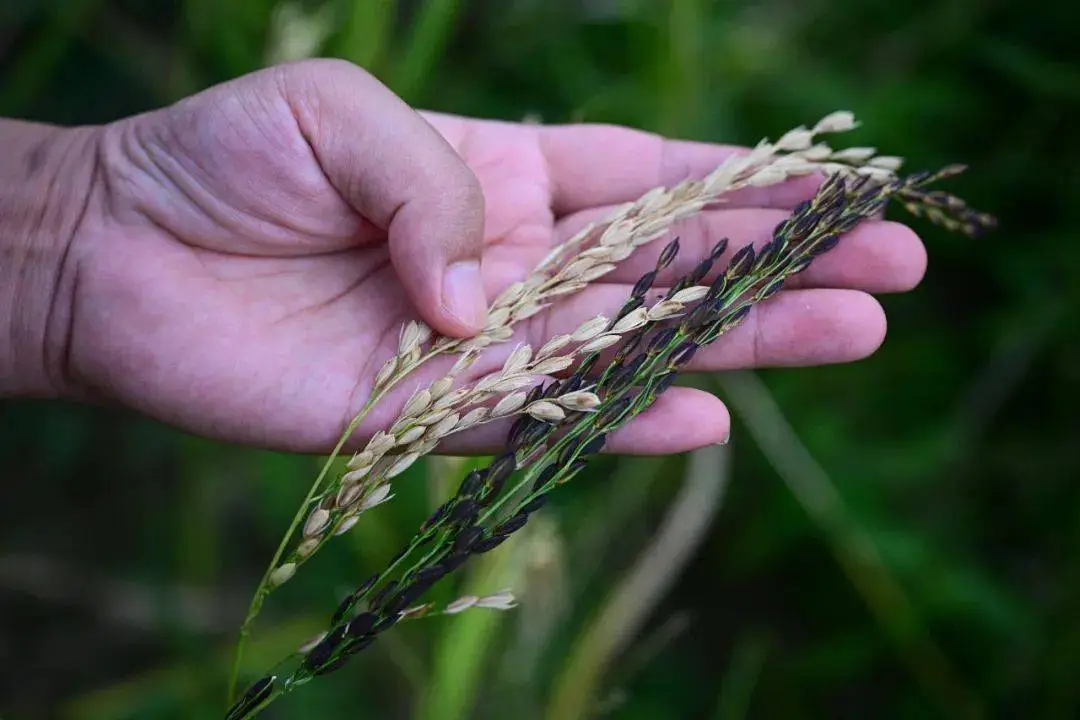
[{"left": 37, "top": 59, "right": 925, "bottom": 455}]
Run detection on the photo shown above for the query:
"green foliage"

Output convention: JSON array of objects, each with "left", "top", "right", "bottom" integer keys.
[{"left": 1, "top": 0, "right": 1077, "bottom": 718}]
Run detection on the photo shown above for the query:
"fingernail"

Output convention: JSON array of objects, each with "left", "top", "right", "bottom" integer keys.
[{"left": 443, "top": 260, "right": 487, "bottom": 331}]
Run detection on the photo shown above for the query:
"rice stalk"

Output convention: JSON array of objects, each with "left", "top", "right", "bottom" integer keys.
[
  {"left": 225, "top": 166, "right": 994, "bottom": 718},
  {"left": 225, "top": 111, "right": 910, "bottom": 700}
]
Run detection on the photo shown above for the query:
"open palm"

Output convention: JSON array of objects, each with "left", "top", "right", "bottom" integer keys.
[{"left": 65, "top": 60, "right": 926, "bottom": 455}]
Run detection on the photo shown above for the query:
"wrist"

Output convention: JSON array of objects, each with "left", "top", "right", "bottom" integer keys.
[{"left": 0, "top": 120, "right": 102, "bottom": 398}]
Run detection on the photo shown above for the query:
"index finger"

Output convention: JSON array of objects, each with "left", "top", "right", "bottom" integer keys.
[{"left": 538, "top": 124, "right": 822, "bottom": 217}]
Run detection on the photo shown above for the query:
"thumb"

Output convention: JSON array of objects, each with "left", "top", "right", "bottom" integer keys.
[{"left": 280, "top": 59, "right": 487, "bottom": 337}]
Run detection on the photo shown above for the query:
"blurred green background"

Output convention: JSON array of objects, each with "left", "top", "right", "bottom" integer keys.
[{"left": 1, "top": 0, "right": 1078, "bottom": 718}]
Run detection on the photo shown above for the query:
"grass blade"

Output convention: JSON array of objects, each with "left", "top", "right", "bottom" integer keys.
[
  {"left": 715, "top": 370, "right": 983, "bottom": 720},
  {"left": 545, "top": 444, "right": 730, "bottom": 720}
]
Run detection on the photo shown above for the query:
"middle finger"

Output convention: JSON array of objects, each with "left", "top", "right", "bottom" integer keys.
[{"left": 553, "top": 205, "right": 927, "bottom": 294}]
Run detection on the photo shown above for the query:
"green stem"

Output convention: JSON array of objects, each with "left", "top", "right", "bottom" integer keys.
[
  {"left": 226, "top": 407, "right": 364, "bottom": 704},
  {"left": 226, "top": 345, "right": 444, "bottom": 705}
]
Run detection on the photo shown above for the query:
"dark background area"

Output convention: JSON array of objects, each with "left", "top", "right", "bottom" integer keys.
[{"left": 1, "top": 1, "right": 1078, "bottom": 718}]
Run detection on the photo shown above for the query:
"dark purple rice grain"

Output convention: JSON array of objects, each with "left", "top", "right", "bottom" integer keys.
[
  {"left": 452, "top": 525, "right": 485, "bottom": 554},
  {"left": 494, "top": 512, "right": 530, "bottom": 536},
  {"left": 346, "top": 612, "right": 377, "bottom": 639},
  {"left": 472, "top": 535, "right": 509, "bottom": 553}
]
